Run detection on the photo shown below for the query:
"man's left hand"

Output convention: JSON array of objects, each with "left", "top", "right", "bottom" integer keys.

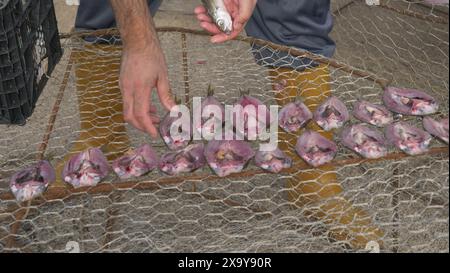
[{"left": 195, "top": 0, "right": 257, "bottom": 43}]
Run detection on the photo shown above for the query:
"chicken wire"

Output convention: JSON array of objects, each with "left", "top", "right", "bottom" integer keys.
[{"left": 0, "top": 0, "right": 449, "bottom": 253}]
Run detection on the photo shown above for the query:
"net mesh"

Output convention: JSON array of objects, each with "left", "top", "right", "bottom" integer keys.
[{"left": 0, "top": 0, "right": 448, "bottom": 253}]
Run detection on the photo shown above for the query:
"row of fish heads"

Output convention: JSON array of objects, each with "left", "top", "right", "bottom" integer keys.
[
  {"left": 8, "top": 86, "right": 449, "bottom": 202},
  {"left": 278, "top": 86, "right": 448, "bottom": 163},
  {"left": 9, "top": 141, "right": 283, "bottom": 203}
]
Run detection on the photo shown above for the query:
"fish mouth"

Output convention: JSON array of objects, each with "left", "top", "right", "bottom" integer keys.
[
  {"left": 212, "top": 164, "right": 244, "bottom": 177},
  {"left": 216, "top": 19, "right": 231, "bottom": 34},
  {"left": 399, "top": 140, "right": 430, "bottom": 155},
  {"left": 355, "top": 145, "right": 386, "bottom": 159},
  {"left": 307, "top": 155, "right": 333, "bottom": 167}
]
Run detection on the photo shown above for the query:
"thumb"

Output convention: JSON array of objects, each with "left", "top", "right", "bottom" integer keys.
[{"left": 157, "top": 73, "right": 176, "bottom": 111}]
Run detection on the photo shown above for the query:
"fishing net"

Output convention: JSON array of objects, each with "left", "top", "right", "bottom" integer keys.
[{"left": 0, "top": 0, "right": 448, "bottom": 253}]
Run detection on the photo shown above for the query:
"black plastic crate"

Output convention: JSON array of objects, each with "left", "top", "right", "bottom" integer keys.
[{"left": 0, "top": 0, "right": 62, "bottom": 125}]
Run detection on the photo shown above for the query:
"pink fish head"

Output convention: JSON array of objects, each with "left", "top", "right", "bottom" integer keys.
[
  {"left": 314, "top": 97, "right": 350, "bottom": 131},
  {"left": 10, "top": 161, "right": 55, "bottom": 202},
  {"left": 342, "top": 124, "right": 388, "bottom": 159},
  {"left": 296, "top": 130, "right": 338, "bottom": 167},
  {"left": 197, "top": 93, "right": 226, "bottom": 136},
  {"left": 386, "top": 122, "right": 433, "bottom": 155},
  {"left": 62, "top": 148, "right": 110, "bottom": 188},
  {"left": 353, "top": 101, "right": 393, "bottom": 127},
  {"left": 279, "top": 101, "right": 313, "bottom": 133},
  {"left": 383, "top": 87, "right": 439, "bottom": 116},
  {"left": 205, "top": 140, "right": 255, "bottom": 177},
  {"left": 159, "top": 143, "right": 206, "bottom": 175},
  {"left": 160, "top": 111, "right": 192, "bottom": 151},
  {"left": 234, "top": 95, "right": 273, "bottom": 139},
  {"left": 112, "top": 144, "right": 159, "bottom": 179},
  {"left": 423, "top": 117, "right": 449, "bottom": 144},
  {"left": 255, "top": 148, "right": 292, "bottom": 173}
]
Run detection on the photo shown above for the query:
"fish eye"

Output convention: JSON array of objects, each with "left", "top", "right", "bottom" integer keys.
[{"left": 217, "top": 19, "right": 225, "bottom": 29}]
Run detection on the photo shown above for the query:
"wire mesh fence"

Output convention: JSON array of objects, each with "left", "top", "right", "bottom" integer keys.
[{"left": 0, "top": 0, "right": 448, "bottom": 252}]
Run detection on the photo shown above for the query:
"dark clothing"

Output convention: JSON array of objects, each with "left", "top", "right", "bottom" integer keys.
[
  {"left": 75, "top": 0, "right": 163, "bottom": 30},
  {"left": 246, "top": 0, "right": 335, "bottom": 69},
  {"left": 246, "top": 0, "right": 335, "bottom": 58},
  {"left": 75, "top": 0, "right": 336, "bottom": 67}
]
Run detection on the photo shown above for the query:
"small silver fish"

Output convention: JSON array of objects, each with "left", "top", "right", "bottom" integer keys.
[{"left": 202, "top": 0, "right": 233, "bottom": 34}]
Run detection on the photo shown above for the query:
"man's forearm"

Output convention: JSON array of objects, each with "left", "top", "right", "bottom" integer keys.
[{"left": 110, "top": 0, "right": 156, "bottom": 50}]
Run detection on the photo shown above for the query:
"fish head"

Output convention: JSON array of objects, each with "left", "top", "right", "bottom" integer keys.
[
  {"left": 10, "top": 161, "right": 55, "bottom": 202},
  {"left": 235, "top": 95, "right": 272, "bottom": 137},
  {"left": 423, "top": 117, "right": 449, "bottom": 144},
  {"left": 160, "top": 144, "right": 206, "bottom": 175},
  {"left": 344, "top": 125, "right": 388, "bottom": 159},
  {"left": 356, "top": 101, "right": 393, "bottom": 127},
  {"left": 202, "top": 0, "right": 233, "bottom": 34},
  {"left": 160, "top": 113, "right": 192, "bottom": 151},
  {"left": 62, "top": 148, "right": 109, "bottom": 188},
  {"left": 384, "top": 87, "right": 438, "bottom": 116},
  {"left": 279, "top": 101, "right": 312, "bottom": 133},
  {"left": 296, "top": 131, "right": 337, "bottom": 167},
  {"left": 314, "top": 97, "right": 349, "bottom": 131},
  {"left": 112, "top": 144, "right": 159, "bottom": 179},
  {"left": 206, "top": 140, "right": 255, "bottom": 177},
  {"left": 215, "top": 8, "right": 233, "bottom": 34},
  {"left": 64, "top": 160, "right": 102, "bottom": 188},
  {"left": 387, "top": 122, "right": 432, "bottom": 155}
]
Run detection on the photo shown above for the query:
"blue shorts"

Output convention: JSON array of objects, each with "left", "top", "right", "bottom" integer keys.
[{"left": 75, "top": 0, "right": 335, "bottom": 68}]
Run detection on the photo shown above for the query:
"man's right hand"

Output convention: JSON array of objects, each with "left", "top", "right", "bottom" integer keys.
[
  {"left": 120, "top": 39, "right": 175, "bottom": 138},
  {"left": 111, "top": 0, "right": 175, "bottom": 138}
]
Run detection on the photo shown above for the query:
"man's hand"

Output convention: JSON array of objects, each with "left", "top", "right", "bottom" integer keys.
[
  {"left": 195, "top": 0, "right": 257, "bottom": 43},
  {"left": 110, "top": 0, "right": 175, "bottom": 138},
  {"left": 120, "top": 42, "right": 175, "bottom": 138}
]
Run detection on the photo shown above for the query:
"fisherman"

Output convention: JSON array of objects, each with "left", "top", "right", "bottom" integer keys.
[{"left": 68, "top": 0, "right": 383, "bottom": 248}]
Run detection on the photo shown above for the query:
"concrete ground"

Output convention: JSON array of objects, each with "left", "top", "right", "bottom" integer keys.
[{"left": 0, "top": 0, "right": 448, "bottom": 253}]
